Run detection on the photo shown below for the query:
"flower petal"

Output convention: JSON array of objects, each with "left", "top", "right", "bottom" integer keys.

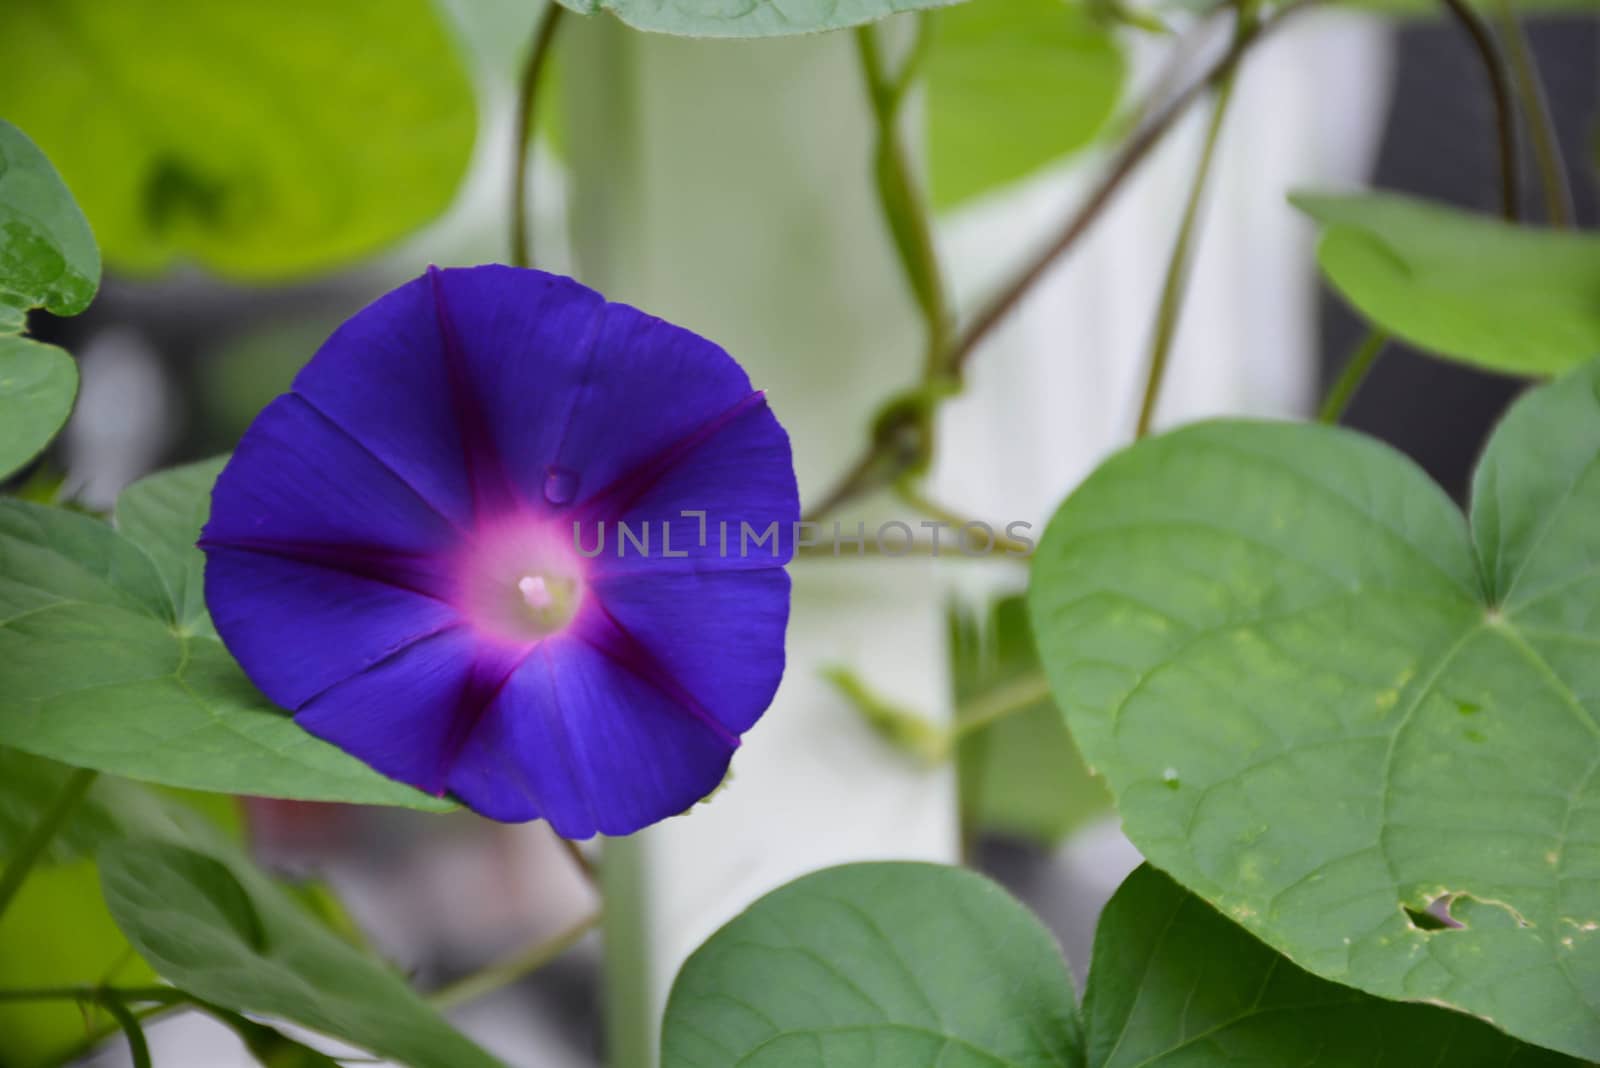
[
  {"left": 584, "top": 395, "right": 799, "bottom": 573},
  {"left": 204, "top": 548, "right": 462, "bottom": 710},
  {"left": 292, "top": 266, "right": 606, "bottom": 525},
  {"left": 539, "top": 299, "right": 764, "bottom": 515},
  {"left": 581, "top": 568, "right": 789, "bottom": 736},
  {"left": 204, "top": 392, "right": 461, "bottom": 557},
  {"left": 294, "top": 627, "right": 494, "bottom": 796},
  {"left": 203, "top": 267, "right": 797, "bottom": 832},
  {"left": 448, "top": 638, "right": 737, "bottom": 837}
]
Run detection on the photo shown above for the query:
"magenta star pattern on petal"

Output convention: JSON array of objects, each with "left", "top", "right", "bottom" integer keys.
[{"left": 201, "top": 265, "right": 798, "bottom": 838}]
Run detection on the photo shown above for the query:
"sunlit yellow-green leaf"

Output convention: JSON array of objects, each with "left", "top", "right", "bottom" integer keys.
[
  {"left": 927, "top": 0, "right": 1124, "bottom": 209},
  {"left": 0, "top": 0, "right": 476, "bottom": 279}
]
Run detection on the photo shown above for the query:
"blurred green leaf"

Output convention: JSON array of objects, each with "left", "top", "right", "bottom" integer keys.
[
  {"left": 1029, "top": 359, "right": 1600, "bottom": 1060},
  {"left": 1293, "top": 191, "right": 1600, "bottom": 375},
  {"left": 0, "top": 119, "right": 98, "bottom": 333},
  {"left": 951, "top": 595, "right": 1110, "bottom": 843},
  {"left": 0, "top": 748, "right": 370, "bottom": 1067},
  {"left": 662, "top": 862, "right": 1083, "bottom": 1066},
  {"left": 554, "top": 0, "right": 965, "bottom": 37},
  {"left": 208, "top": 1009, "right": 345, "bottom": 1068},
  {"left": 0, "top": 748, "right": 219, "bottom": 1068},
  {"left": 0, "top": 0, "right": 475, "bottom": 279},
  {"left": 0, "top": 336, "right": 76, "bottom": 482},
  {"left": 195, "top": 318, "right": 331, "bottom": 453},
  {"left": 101, "top": 837, "right": 505, "bottom": 1068},
  {"left": 0, "top": 499, "right": 451, "bottom": 810},
  {"left": 823, "top": 664, "right": 949, "bottom": 763},
  {"left": 285, "top": 880, "right": 370, "bottom": 951},
  {"left": 927, "top": 0, "right": 1125, "bottom": 209},
  {"left": 1084, "top": 866, "right": 1582, "bottom": 1066},
  {"left": 0, "top": 860, "right": 160, "bottom": 1068},
  {"left": 1, "top": 749, "right": 140, "bottom": 865}
]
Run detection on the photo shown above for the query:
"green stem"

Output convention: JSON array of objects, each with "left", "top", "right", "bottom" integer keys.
[
  {"left": 888, "top": 16, "right": 935, "bottom": 104},
  {"left": 0, "top": 767, "right": 97, "bottom": 924},
  {"left": 952, "top": 672, "right": 1052, "bottom": 741},
  {"left": 0, "top": 986, "right": 182, "bottom": 1066},
  {"left": 805, "top": 0, "right": 1313, "bottom": 527},
  {"left": 829, "top": 667, "right": 1051, "bottom": 765},
  {"left": 557, "top": 834, "right": 598, "bottom": 885},
  {"left": 509, "top": 2, "right": 568, "bottom": 269},
  {"left": 0, "top": 985, "right": 184, "bottom": 1005},
  {"left": 796, "top": 537, "right": 1020, "bottom": 560},
  {"left": 57, "top": 1000, "right": 183, "bottom": 1066},
  {"left": 1440, "top": 0, "right": 1520, "bottom": 221},
  {"left": 895, "top": 481, "right": 1033, "bottom": 556},
  {"left": 945, "top": 0, "right": 1314, "bottom": 380},
  {"left": 1132, "top": 47, "right": 1242, "bottom": 440},
  {"left": 1493, "top": 0, "right": 1570, "bottom": 227},
  {"left": 855, "top": 20, "right": 952, "bottom": 383},
  {"left": 99, "top": 992, "right": 153, "bottom": 1068},
  {"left": 1318, "top": 329, "right": 1388, "bottom": 425},
  {"left": 429, "top": 912, "right": 601, "bottom": 1011}
]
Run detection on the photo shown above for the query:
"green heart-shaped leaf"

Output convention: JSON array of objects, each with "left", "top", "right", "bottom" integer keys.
[
  {"left": 0, "top": 336, "right": 77, "bottom": 481},
  {"left": 1085, "top": 865, "right": 1581, "bottom": 1066},
  {"left": 663, "top": 861, "right": 1581, "bottom": 1066},
  {"left": 0, "top": 499, "right": 449, "bottom": 809},
  {"left": 114, "top": 457, "right": 228, "bottom": 636},
  {"left": 0, "top": 119, "right": 99, "bottom": 333},
  {"left": 100, "top": 837, "right": 505, "bottom": 1068},
  {"left": 1292, "top": 192, "right": 1600, "bottom": 376},
  {"left": 0, "top": 0, "right": 474, "bottom": 279},
  {"left": 1030, "top": 359, "right": 1600, "bottom": 1058},
  {"left": 661, "top": 862, "right": 1083, "bottom": 1066}
]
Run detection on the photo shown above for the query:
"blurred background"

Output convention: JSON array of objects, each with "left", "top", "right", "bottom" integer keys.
[{"left": 3, "top": 0, "right": 1596, "bottom": 1064}]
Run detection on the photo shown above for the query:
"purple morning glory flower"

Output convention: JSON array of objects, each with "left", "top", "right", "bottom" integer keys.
[{"left": 201, "top": 265, "right": 798, "bottom": 838}]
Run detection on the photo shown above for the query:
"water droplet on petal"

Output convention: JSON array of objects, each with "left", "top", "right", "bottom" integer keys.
[{"left": 544, "top": 465, "right": 579, "bottom": 506}]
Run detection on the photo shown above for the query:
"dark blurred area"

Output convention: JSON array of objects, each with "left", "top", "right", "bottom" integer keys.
[{"left": 1320, "top": 16, "right": 1599, "bottom": 502}]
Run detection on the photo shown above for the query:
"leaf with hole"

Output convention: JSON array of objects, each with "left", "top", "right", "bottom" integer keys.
[
  {"left": 926, "top": 0, "right": 1124, "bottom": 210},
  {"left": 1292, "top": 191, "right": 1600, "bottom": 376},
  {"left": 1029, "top": 358, "right": 1600, "bottom": 1058},
  {"left": 0, "top": 118, "right": 98, "bottom": 334},
  {"left": 1083, "top": 865, "right": 1581, "bottom": 1066},
  {"left": 662, "top": 861, "right": 1582, "bottom": 1066},
  {"left": 661, "top": 862, "right": 1083, "bottom": 1066},
  {"left": 0, "top": 0, "right": 475, "bottom": 279},
  {"left": 0, "top": 500, "right": 450, "bottom": 809}
]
